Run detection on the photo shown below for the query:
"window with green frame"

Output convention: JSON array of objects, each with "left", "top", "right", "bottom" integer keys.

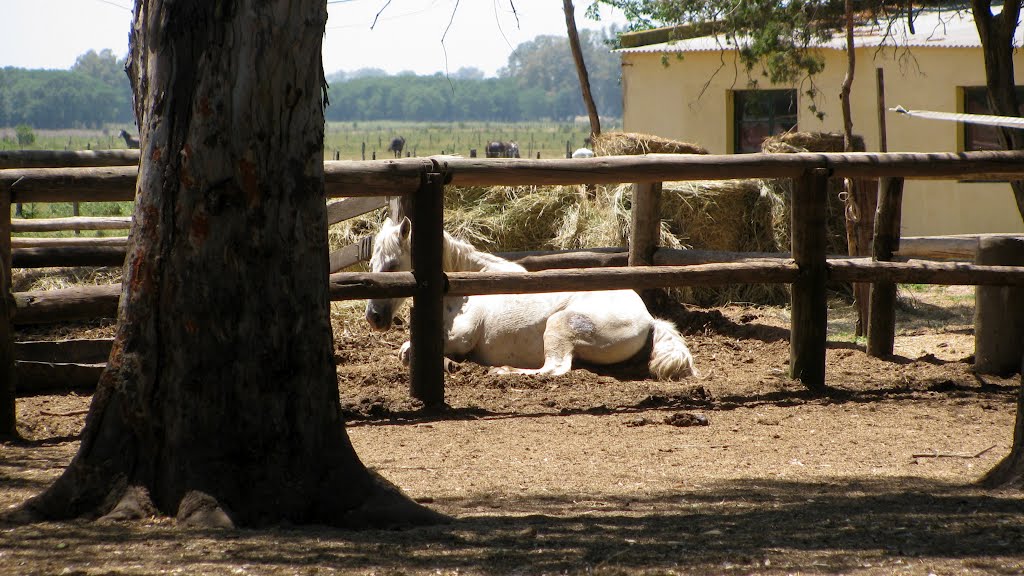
[
  {"left": 963, "top": 86, "right": 1024, "bottom": 151},
  {"left": 733, "top": 89, "right": 798, "bottom": 153}
]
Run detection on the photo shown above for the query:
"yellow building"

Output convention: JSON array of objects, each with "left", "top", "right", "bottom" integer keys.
[{"left": 616, "top": 11, "right": 1024, "bottom": 236}]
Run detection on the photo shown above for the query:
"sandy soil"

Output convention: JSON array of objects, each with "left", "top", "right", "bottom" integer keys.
[{"left": 2, "top": 286, "right": 1023, "bottom": 575}]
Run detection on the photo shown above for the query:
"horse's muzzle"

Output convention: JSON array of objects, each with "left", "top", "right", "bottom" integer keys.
[{"left": 365, "top": 304, "right": 392, "bottom": 331}]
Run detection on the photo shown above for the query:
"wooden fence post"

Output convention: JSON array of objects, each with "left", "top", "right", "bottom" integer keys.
[
  {"left": 0, "top": 186, "right": 15, "bottom": 437},
  {"left": 629, "top": 181, "right": 662, "bottom": 305},
  {"left": 408, "top": 168, "right": 446, "bottom": 406},
  {"left": 867, "top": 176, "right": 904, "bottom": 357},
  {"left": 790, "top": 168, "right": 829, "bottom": 391},
  {"left": 975, "top": 236, "right": 1024, "bottom": 375}
]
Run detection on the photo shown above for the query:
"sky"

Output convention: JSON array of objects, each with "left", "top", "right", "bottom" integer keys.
[{"left": 1, "top": 0, "right": 627, "bottom": 77}]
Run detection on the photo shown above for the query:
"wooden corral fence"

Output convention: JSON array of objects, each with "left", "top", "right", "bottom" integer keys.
[{"left": 2, "top": 150, "right": 1024, "bottom": 414}]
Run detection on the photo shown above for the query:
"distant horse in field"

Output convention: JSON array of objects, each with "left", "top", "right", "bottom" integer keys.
[
  {"left": 387, "top": 136, "right": 406, "bottom": 158},
  {"left": 118, "top": 129, "right": 139, "bottom": 149},
  {"left": 485, "top": 140, "right": 520, "bottom": 158},
  {"left": 364, "top": 217, "right": 698, "bottom": 379}
]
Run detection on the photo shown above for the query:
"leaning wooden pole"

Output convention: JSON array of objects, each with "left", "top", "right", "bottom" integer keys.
[
  {"left": 867, "top": 177, "right": 904, "bottom": 357},
  {"left": 408, "top": 168, "right": 446, "bottom": 406},
  {"left": 563, "top": 0, "right": 600, "bottom": 139},
  {"left": 0, "top": 185, "right": 14, "bottom": 438},
  {"left": 790, "top": 168, "right": 829, "bottom": 391}
]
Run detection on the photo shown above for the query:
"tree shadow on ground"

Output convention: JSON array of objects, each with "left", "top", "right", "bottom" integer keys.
[
  {"left": 2, "top": 478, "right": 1021, "bottom": 574},
  {"left": 343, "top": 376, "right": 1018, "bottom": 427}
]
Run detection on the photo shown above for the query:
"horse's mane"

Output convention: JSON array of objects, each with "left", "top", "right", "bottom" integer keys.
[{"left": 442, "top": 232, "right": 525, "bottom": 273}]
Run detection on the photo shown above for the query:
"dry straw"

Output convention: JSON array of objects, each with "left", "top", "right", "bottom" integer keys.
[
  {"left": 591, "top": 131, "right": 709, "bottom": 156},
  {"left": 12, "top": 266, "right": 122, "bottom": 293},
  {"left": 759, "top": 131, "right": 856, "bottom": 258},
  {"left": 329, "top": 131, "right": 858, "bottom": 308}
]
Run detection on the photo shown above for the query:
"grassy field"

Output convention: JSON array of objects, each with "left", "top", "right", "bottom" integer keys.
[
  {"left": 2, "top": 120, "right": 618, "bottom": 237},
  {"left": 1, "top": 120, "right": 618, "bottom": 161},
  {"left": 324, "top": 120, "right": 616, "bottom": 160}
]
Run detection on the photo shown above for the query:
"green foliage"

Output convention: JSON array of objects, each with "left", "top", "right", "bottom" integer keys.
[
  {"left": 593, "top": 0, "right": 846, "bottom": 89},
  {"left": 325, "top": 28, "right": 622, "bottom": 122},
  {"left": 0, "top": 61, "right": 133, "bottom": 129},
  {"left": 71, "top": 49, "right": 127, "bottom": 88},
  {"left": 15, "top": 124, "right": 34, "bottom": 146},
  {"left": 4, "top": 30, "right": 623, "bottom": 129}
]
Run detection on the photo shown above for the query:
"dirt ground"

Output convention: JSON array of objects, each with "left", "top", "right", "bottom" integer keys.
[{"left": 3, "top": 286, "right": 1023, "bottom": 575}]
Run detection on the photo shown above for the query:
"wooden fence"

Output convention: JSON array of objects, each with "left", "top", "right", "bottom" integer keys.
[{"left": 3, "top": 150, "right": 1024, "bottom": 407}]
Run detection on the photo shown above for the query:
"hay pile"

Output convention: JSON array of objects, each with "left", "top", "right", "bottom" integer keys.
[
  {"left": 330, "top": 179, "right": 789, "bottom": 307},
  {"left": 329, "top": 185, "right": 631, "bottom": 258},
  {"left": 648, "top": 179, "right": 790, "bottom": 306},
  {"left": 761, "top": 131, "right": 865, "bottom": 153},
  {"left": 591, "top": 132, "right": 708, "bottom": 156},
  {"left": 759, "top": 132, "right": 858, "bottom": 257},
  {"left": 329, "top": 131, "right": 864, "bottom": 308}
]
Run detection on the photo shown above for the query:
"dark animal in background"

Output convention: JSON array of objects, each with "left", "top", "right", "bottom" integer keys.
[
  {"left": 486, "top": 141, "right": 520, "bottom": 158},
  {"left": 485, "top": 141, "right": 506, "bottom": 158},
  {"left": 118, "top": 129, "right": 140, "bottom": 149},
  {"left": 387, "top": 136, "right": 406, "bottom": 158}
]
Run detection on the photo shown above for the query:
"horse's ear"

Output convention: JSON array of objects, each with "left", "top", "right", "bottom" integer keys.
[{"left": 399, "top": 217, "right": 412, "bottom": 239}]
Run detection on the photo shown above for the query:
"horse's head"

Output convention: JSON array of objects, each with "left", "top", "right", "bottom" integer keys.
[{"left": 365, "top": 216, "right": 412, "bottom": 331}]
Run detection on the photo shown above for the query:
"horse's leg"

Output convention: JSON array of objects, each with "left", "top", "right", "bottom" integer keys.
[
  {"left": 397, "top": 301, "right": 477, "bottom": 373},
  {"left": 397, "top": 341, "right": 459, "bottom": 373},
  {"left": 492, "top": 310, "right": 586, "bottom": 376}
]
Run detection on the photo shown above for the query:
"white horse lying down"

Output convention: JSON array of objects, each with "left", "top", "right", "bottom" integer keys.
[{"left": 365, "top": 217, "right": 698, "bottom": 379}]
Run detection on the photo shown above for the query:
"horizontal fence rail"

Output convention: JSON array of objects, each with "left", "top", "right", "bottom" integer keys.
[
  {"left": 4, "top": 150, "right": 1024, "bottom": 402},
  {"left": 11, "top": 216, "right": 131, "bottom": 232},
  {"left": 0, "top": 149, "right": 140, "bottom": 169},
  {"left": 12, "top": 259, "right": 1024, "bottom": 326},
  {"left": 4, "top": 150, "right": 1024, "bottom": 203}
]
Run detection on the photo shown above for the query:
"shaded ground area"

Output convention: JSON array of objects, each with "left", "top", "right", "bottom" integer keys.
[{"left": 3, "top": 287, "right": 1023, "bottom": 575}]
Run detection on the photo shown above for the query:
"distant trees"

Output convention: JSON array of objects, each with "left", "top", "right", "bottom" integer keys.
[
  {"left": 0, "top": 49, "right": 133, "bottom": 130},
  {"left": 3, "top": 29, "right": 622, "bottom": 129},
  {"left": 325, "top": 28, "right": 622, "bottom": 122}
]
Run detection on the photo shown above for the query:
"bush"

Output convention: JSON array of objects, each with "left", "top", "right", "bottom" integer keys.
[{"left": 15, "top": 124, "right": 35, "bottom": 146}]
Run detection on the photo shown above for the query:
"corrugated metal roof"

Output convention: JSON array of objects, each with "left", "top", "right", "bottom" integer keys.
[{"left": 615, "top": 11, "right": 1021, "bottom": 54}]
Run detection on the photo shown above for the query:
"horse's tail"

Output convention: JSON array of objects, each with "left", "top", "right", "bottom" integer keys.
[{"left": 649, "top": 318, "right": 699, "bottom": 380}]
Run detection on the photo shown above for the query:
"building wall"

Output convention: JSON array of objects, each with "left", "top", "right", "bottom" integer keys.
[{"left": 621, "top": 45, "right": 1024, "bottom": 236}]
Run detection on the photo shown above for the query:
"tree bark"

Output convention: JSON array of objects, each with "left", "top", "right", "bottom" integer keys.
[
  {"left": 972, "top": 0, "right": 1024, "bottom": 221},
  {"left": 980, "top": 356, "right": 1024, "bottom": 488},
  {"left": 972, "top": 0, "right": 1024, "bottom": 491},
  {"left": 7, "top": 0, "right": 441, "bottom": 528}
]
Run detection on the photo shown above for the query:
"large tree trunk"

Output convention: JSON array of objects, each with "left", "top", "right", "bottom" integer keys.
[
  {"left": 972, "top": 0, "right": 1024, "bottom": 489},
  {"left": 980, "top": 356, "right": 1024, "bottom": 488},
  {"left": 6, "top": 0, "right": 440, "bottom": 528},
  {"left": 973, "top": 0, "right": 1024, "bottom": 221}
]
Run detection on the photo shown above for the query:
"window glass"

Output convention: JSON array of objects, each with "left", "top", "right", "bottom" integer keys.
[
  {"left": 734, "top": 90, "right": 798, "bottom": 153},
  {"left": 963, "top": 87, "right": 1024, "bottom": 151}
]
